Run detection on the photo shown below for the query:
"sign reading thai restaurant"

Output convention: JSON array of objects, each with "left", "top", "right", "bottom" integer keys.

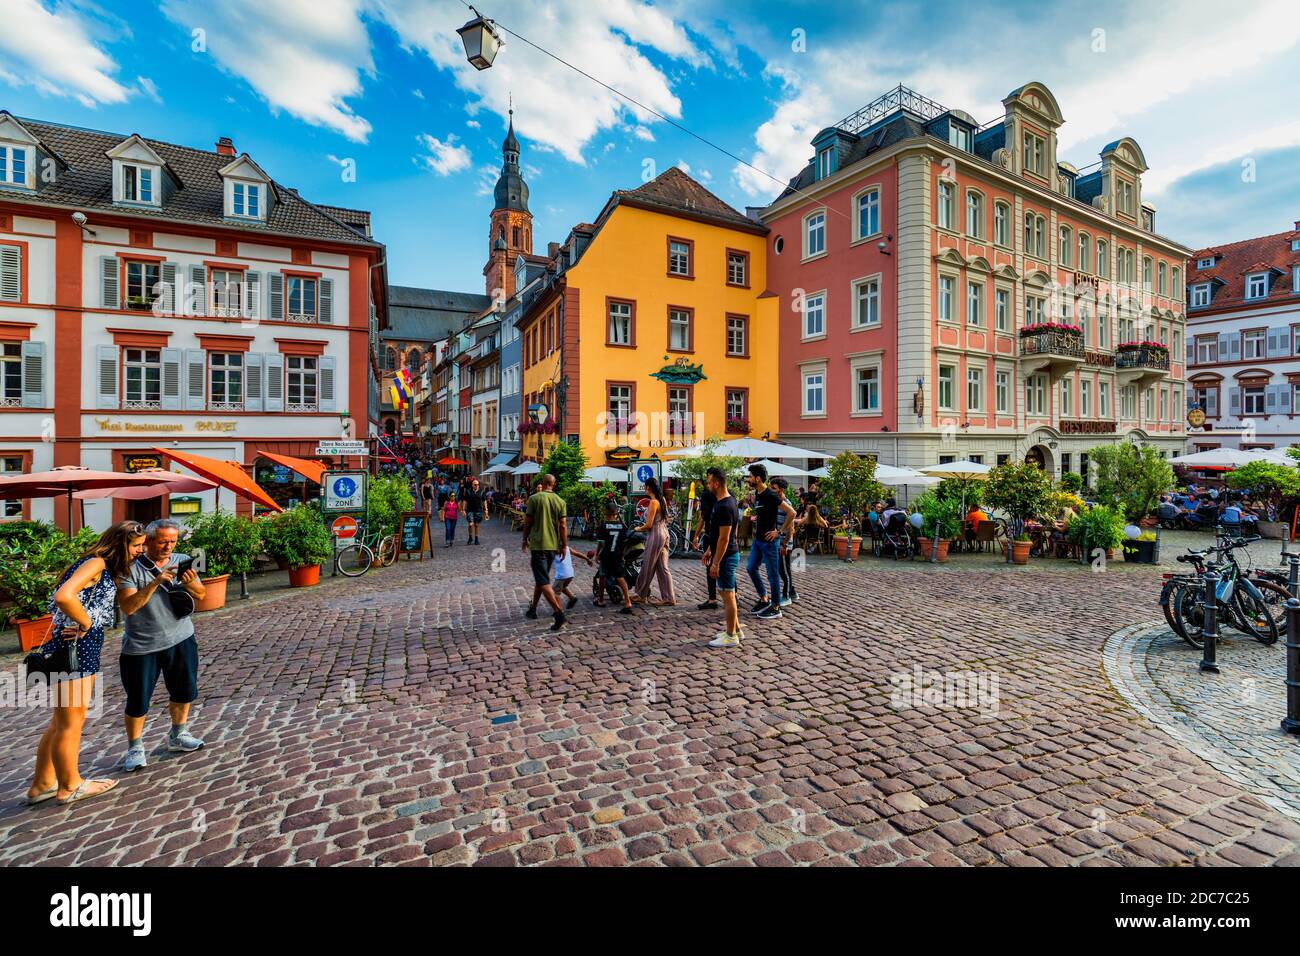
[{"left": 94, "top": 417, "right": 237, "bottom": 434}]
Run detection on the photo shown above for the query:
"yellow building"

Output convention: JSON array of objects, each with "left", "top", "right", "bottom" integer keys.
[{"left": 518, "top": 168, "right": 777, "bottom": 467}]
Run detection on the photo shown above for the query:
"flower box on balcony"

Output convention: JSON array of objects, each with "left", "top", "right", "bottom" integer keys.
[
  {"left": 1019, "top": 322, "right": 1082, "bottom": 338},
  {"left": 1116, "top": 340, "right": 1168, "bottom": 353}
]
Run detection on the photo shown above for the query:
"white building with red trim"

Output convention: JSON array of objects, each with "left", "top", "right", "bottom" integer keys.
[{"left": 0, "top": 112, "right": 387, "bottom": 529}]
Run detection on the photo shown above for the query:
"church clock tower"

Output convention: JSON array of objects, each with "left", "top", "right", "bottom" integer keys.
[{"left": 484, "top": 108, "right": 532, "bottom": 302}]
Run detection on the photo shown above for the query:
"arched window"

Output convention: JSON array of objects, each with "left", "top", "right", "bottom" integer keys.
[
  {"left": 965, "top": 190, "right": 984, "bottom": 239},
  {"left": 1097, "top": 239, "right": 1109, "bottom": 278},
  {"left": 1034, "top": 215, "right": 1046, "bottom": 258},
  {"left": 994, "top": 201, "right": 1009, "bottom": 246},
  {"left": 1078, "top": 232, "right": 1090, "bottom": 273},
  {"left": 1023, "top": 212, "right": 1034, "bottom": 252},
  {"left": 1158, "top": 261, "right": 1168, "bottom": 295},
  {"left": 384, "top": 346, "right": 396, "bottom": 371},
  {"left": 1143, "top": 256, "right": 1153, "bottom": 291},
  {"left": 1059, "top": 225, "right": 1073, "bottom": 267}
]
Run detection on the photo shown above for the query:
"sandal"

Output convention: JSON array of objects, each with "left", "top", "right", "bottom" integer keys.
[
  {"left": 26, "top": 786, "right": 57, "bottom": 806},
  {"left": 57, "top": 779, "right": 118, "bottom": 806}
]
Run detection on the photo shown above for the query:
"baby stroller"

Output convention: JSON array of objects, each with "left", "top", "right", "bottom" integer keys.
[
  {"left": 873, "top": 513, "right": 915, "bottom": 560},
  {"left": 592, "top": 528, "right": 646, "bottom": 603}
]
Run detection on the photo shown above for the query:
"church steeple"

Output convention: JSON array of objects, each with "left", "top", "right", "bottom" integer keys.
[{"left": 484, "top": 100, "right": 533, "bottom": 300}]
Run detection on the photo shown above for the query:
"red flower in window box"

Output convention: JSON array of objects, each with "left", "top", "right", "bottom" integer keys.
[
  {"left": 1019, "top": 322, "right": 1082, "bottom": 337},
  {"left": 726, "top": 416, "right": 751, "bottom": 434}
]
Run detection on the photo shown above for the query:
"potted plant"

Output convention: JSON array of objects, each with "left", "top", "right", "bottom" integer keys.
[
  {"left": 182, "top": 510, "right": 262, "bottom": 610},
  {"left": 1088, "top": 442, "right": 1174, "bottom": 528},
  {"left": 983, "top": 462, "right": 1055, "bottom": 565},
  {"left": 0, "top": 526, "right": 99, "bottom": 650},
  {"left": 1123, "top": 529, "right": 1159, "bottom": 564},
  {"left": 915, "top": 491, "right": 962, "bottom": 562},
  {"left": 832, "top": 529, "right": 862, "bottom": 560},
  {"left": 263, "top": 505, "right": 332, "bottom": 587},
  {"left": 1226, "top": 461, "right": 1300, "bottom": 539},
  {"left": 1066, "top": 505, "right": 1126, "bottom": 560},
  {"left": 821, "top": 451, "right": 886, "bottom": 558}
]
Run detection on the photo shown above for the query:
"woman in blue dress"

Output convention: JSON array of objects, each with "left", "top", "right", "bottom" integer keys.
[{"left": 27, "top": 521, "right": 146, "bottom": 806}]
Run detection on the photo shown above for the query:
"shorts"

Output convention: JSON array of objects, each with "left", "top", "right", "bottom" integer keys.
[
  {"left": 466, "top": 511, "right": 484, "bottom": 524},
  {"left": 530, "top": 550, "right": 555, "bottom": 586},
  {"left": 716, "top": 551, "right": 739, "bottom": 592},
  {"left": 554, "top": 576, "right": 574, "bottom": 589},
  {"left": 120, "top": 636, "right": 199, "bottom": 718}
]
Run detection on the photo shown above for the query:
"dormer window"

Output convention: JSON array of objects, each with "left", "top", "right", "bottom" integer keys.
[
  {"left": 1197, "top": 256, "right": 1215, "bottom": 269},
  {"left": 1021, "top": 131, "right": 1045, "bottom": 176},
  {"left": 948, "top": 124, "right": 971, "bottom": 152},
  {"left": 817, "top": 147, "right": 833, "bottom": 180},
  {"left": 0, "top": 144, "right": 29, "bottom": 187},
  {"left": 1190, "top": 283, "right": 1211, "bottom": 308},
  {"left": 231, "top": 182, "right": 260, "bottom": 218},
  {"left": 1291, "top": 239, "right": 1300, "bottom": 252},
  {"left": 121, "top": 163, "right": 154, "bottom": 203},
  {"left": 1245, "top": 272, "right": 1269, "bottom": 300}
]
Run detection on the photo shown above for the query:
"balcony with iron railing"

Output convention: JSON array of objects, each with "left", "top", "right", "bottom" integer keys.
[
  {"left": 1017, "top": 326, "right": 1084, "bottom": 378},
  {"left": 1115, "top": 344, "right": 1170, "bottom": 385}
]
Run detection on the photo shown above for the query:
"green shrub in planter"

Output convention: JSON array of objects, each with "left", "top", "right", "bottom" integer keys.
[
  {"left": 182, "top": 510, "right": 262, "bottom": 577},
  {"left": 915, "top": 491, "right": 963, "bottom": 540},
  {"left": 262, "top": 505, "right": 332, "bottom": 569},
  {"left": 367, "top": 474, "right": 416, "bottom": 539},
  {"left": 0, "top": 526, "right": 100, "bottom": 626},
  {"left": 1066, "top": 505, "right": 1126, "bottom": 552}
]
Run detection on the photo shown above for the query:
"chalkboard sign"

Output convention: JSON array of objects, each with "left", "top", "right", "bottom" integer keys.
[{"left": 398, "top": 512, "right": 432, "bottom": 561}]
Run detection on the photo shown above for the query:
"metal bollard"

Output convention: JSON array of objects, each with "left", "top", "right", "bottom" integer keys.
[
  {"left": 1287, "top": 552, "right": 1300, "bottom": 600},
  {"left": 1284, "top": 599, "right": 1300, "bottom": 735},
  {"left": 1199, "top": 567, "right": 1220, "bottom": 674},
  {"left": 239, "top": 571, "right": 249, "bottom": 599}
]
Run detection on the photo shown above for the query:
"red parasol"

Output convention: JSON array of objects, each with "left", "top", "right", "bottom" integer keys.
[
  {"left": 153, "top": 448, "right": 283, "bottom": 512},
  {"left": 0, "top": 466, "right": 165, "bottom": 529}
]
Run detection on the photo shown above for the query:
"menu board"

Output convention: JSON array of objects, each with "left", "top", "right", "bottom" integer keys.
[{"left": 398, "top": 512, "right": 432, "bottom": 561}]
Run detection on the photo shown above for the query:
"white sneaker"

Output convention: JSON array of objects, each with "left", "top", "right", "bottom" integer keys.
[{"left": 708, "top": 632, "right": 742, "bottom": 648}]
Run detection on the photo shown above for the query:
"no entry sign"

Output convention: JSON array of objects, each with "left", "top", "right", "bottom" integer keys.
[{"left": 331, "top": 515, "right": 358, "bottom": 540}]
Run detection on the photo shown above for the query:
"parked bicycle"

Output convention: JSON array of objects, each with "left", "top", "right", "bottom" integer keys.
[
  {"left": 1160, "top": 535, "right": 1281, "bottom": 648},
  {"left": 334, "top": 521, "right": 399, "bottom": 578}
]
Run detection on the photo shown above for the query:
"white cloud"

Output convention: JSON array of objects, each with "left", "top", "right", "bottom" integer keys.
[
  {"left": 474, "top": 163, "right": 499, "bottom": 196},
  {"left": 676, "top": 160, "right": 691, "bottom": 174},
  {"left": 466, "top": 119, "right": 480, "bottom": 129},
  {"left": 160, "top": 0, "right": 374, "bottom": 141},
  {"left": 633, "top": 126, "right": 655, "bottom": 142},
  {"left": 416, "top": 133, "right": 472, "bottom": 175},
  {"left": 137, "top": 76, "right": 163, "bottom": 104},
  {"left": 0, "top": 0, "right": 129, "bottom": 105},
  {"left": 412, "top": 88, "right": 425, "bottom": 99}
]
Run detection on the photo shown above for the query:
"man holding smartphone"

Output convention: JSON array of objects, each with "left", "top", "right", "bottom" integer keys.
[{"left": 116, "top": 519, "right": 206, "bottom": 771}]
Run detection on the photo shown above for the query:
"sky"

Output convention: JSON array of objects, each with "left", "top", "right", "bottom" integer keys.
[{"left": 2, "top": 0, "right": 1298, "bottom": 291}]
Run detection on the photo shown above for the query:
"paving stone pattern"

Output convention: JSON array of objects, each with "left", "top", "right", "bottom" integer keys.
[{"left": 1, "top": 522, "right": 1298, "bottom": 867}]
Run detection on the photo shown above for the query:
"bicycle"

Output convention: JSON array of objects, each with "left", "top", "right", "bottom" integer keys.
[
  {"left": 334, "top": 522, "right": 399, "bottom": 578},
  {"left": 1164, "top": 536, "right": 1280, "bottom": 648}
]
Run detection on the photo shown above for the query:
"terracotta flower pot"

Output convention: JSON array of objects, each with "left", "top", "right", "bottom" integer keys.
[
  {"left": 919, "top": 538, "right": 949, "bottom": 562},
  {"left": 833, "top": 536, "right": 849, "bottom": 558},
  {"left": 288, "top": 564, "right": 321, "bottom": 588},
  {"left": 15, "top": 614, "right": 52, "bottom": 652},
  {"left": 1011, "top": 540, "right": 1031, "bottom": 565},
  {"left": 196, "top": 574, "right": 230, "bottom": 612}
]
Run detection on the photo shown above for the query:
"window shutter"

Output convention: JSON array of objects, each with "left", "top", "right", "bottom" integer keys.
[
  {"left": 319, "top": 354, "right": 337, "bottom": 412},
  {"left": 20, "top": 340, "right": 45, "bottom": 407},
  {"left": 244, "top": 271, "right": 260, "bottom": 320},
  {"left": 189, "top": 265, "right": 206, "bottom": 316},
  {"left": 1206, "top": 390, "right": 1218, "bottom": 418},
  {"left": 96, "top": 344, "right": 118, "bottom": 408},
  {"left": 160, "top": 262, "right": 178, "bottom": 314},
  {"left": 1186, "top": 339, "right": 1195, "bottom": 365},
  {"left": 269, "top": 273, "right": 284, "bottom": 320},
  {"left": 100, "top": 256, "right": 119, "bottom": 308},
  {"left": 264, "top": 352, "right": 284, "bottom": 411},
  {"left": 161, "top": 347, "right": 182, "bottom": 411},
  {"left": 185, "top": 348, "right": 206, "bottom": 411},
  {"left": 245, "top": 352, "right": 264, "bottom": 412},
  {"left": 318, "top": 278, "right": 333, "bottom": 324},
  {"left": 1229, "top": 387, "right": 1241, "bottom": 415},
  {"left": 1228, "top": 336, "right": 1241, "bottom": 361},
  {"left": 0, "top": 244, "right": 20, "bottom": 301},
  {"left": 1266, "top": 385, "right": 1280, "bottom": 413}
]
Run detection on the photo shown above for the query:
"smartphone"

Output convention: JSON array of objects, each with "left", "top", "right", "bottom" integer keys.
[{"left": 171, "top": 556, "right": 194, "bottom": 578}]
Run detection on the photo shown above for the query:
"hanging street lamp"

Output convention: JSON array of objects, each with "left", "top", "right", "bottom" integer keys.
[{"left": 457, "top": 7, "right": 503, "bottom": 70}]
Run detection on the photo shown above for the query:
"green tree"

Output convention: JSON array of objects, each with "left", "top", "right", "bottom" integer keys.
[
  {"left": 1089, "top": 442, "right": 1174, "bottom": 521},
  {"left": 1225, "top": 460, "right": 1300, "bottom": 498},
  {"left": 984, "top": 462, "right": 1055, "bottom": 525},
  {"left": 542, "top": 440, "right": 588, "bottom": 494},
  {"left": 821, "top": 452, "right": 886, "bottom": 525},
  {"left": 669, "top": 438, "right": 746, "bottom": 499},
  {"left": 367, "top": 474, "right": 415, "bottom": 539}
]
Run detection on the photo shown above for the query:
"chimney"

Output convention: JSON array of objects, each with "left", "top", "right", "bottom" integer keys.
[
  {"left": 1294, "top": 219, "right": 1300, "bottom": 231},
  {"left": 547, "top": 242, "right": 560, "bottom": 258},
  {"left": 216, "top": 137, "right": 236, "bottom": 157}
]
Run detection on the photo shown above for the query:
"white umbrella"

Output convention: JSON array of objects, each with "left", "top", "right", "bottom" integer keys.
[
  {"left": 481, "top": 463, "right": 513, "bottom": 475},
  {"left": 875, "top": 464, "right": 934, "bottom": 485},
  {"left": 807, "top": 466, "right": 830, "bottom": 478},
  {"left": 750, "top": 458, "right": 809, "bottom": 478},
  {"left": 581, "top": 466, "right": 628, "bottom": 483},
  {"left": 511, "top": 461, "right": 541, "bottom": 476},
  {"left": 919, "top": 459, "right": 993, "bottom": 480},
  {"left": 665, "top": 437, "right": 826, "bottom": 460},
  {"left": 1169, "top": 448, "right": 1271, "bottom": 469}
]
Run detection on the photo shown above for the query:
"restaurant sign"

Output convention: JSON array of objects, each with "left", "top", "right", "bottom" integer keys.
[
  {"left": 94, "top": 418, "right": 237, "bottom": 433},
  {"left": 123, "top": 454, "right": 164, "bottom": 473}
]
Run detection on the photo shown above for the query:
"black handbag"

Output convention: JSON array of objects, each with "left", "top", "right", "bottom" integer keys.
[
  {"left": 136, "top": 557, "right": 195, "bottom": 618},
  {"left": 24, "top": 623, "right": 80, "bottom": 680}
]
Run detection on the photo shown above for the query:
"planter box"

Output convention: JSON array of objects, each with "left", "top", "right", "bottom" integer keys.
[
  {"left": 1258, "top": 521, "right": 1286, "bottom": 541},
  {"left": 833, "top": 536, "right": 862, "bottom": 560},
  {"left": 1122, "top": 541, "right": 1158, "bottom": 564},
  {"left": 15, "top": 614, "right": 53, "bottom": 652},
  {"left": 196, "top": 574, "right": 230, "bottom": 612},
  {"left": 1011, "top": 540, "right": 1031, "bottom": 565},
  {"left": 288, "top": 565, "right": 321, "bottom": 588},
  {"left": 919, "top": 538, "right": 950, "bottom": 562}
]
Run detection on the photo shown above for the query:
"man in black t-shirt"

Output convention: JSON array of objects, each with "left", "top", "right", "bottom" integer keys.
[
  {"left": 693, "top": 484, "right": 718, "bottom": 610},
  {"left": 462, "top": 478, "right": 485, "bottom": 545},
  {"left": 704, "top": 467, "right": 742, "bottom": 648},
  {"left": 745, "top": 463, "right": 789, "bottom": 620}
]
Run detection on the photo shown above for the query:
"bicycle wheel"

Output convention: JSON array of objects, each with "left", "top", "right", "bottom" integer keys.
[
  {"left": 1243, "top": 581, "right": 1285, "bottom": 645},
  {"left": 336, "top": 543, "right": 374, "bottom": 577},
  {"left": 1173, "top": 585, "right": 1208, "bottom": 650},
  {"left": 1161, "top": 578, "right": 1194, "bottom": 644},
  {"left": 666, "top": 525, "right": 683, "bottom": 557},
  {"left": 375, "top": 534, "right": 399, "bottom": 567}
]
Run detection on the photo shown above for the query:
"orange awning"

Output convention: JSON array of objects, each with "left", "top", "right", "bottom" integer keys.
[
  {"left": 153, "top": 447, "right": 283, "bottom": 512},
  {"left": 257, "top": 451, "right": 328, "bottom": 485}
]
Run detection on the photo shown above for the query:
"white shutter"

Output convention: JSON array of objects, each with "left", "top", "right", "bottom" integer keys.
[
  {"left": 20, "top": 340, "right": 45, "bottom": 407},
  {"left": 319, "top": 355, "right": 337, "bottom": 412},
  {"left": 244, "top": 271, "right": 260, "bottom": 320},
  {"left": 100, "top": 256, "right": 118, "bottom": 308},
  {"left": 96, "top": 344, "right": 118, "bottom": 408},
  {"left": 1229, "top": 387, "right": 1241, "bottom": 415},
  {"left": 268, "top": 273, "right": 283, "bottom": 320},
  {"left": 1206, "top": 390, "right": 1218, "bottom": 418},
  {"left": 1185, "top": 338, "right": 1195, "bottom": 366},
  {"left": 318, "top": 278, "right": 333, "bottom": 324},
  {"left": 161, "top": 347, "right": 182, "bottom": 410},
  {"left": 1268, "top": 327, "right": 1287, "bottom": 358},
  {"left": 245, "top": 352, "right": 264, "bottom": 412},
  {"left": 160, "top": 262, "right": 178, "bottom": 314},
  {"left": 185, "top": 348, "right": 206, "bottom": 411},
  {"left": 189, "top": 265, "right": 206, "bottom": 316},
  {"left": 1266, "top": 385, "right": 1280, "bottom": 413},
  {"left": 1228, "top": 335, "right": 1241, "bottom": 361},
  {"left": 264, "top": 352, "right": 284, "bottom": 411},
  {"left": 0, "top": 244, "right": 20, "bottom": 301}
]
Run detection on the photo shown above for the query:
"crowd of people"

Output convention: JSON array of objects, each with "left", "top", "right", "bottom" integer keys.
[{"left": 1157, "top": 485, "right": 1269, "bottom": 532}]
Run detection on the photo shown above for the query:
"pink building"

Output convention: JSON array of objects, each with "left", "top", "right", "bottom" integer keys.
[{"left": 761, "top": 83, "right": 1192, "bottom": 477}]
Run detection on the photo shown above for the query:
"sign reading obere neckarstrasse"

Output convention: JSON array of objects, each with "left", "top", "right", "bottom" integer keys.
[{"left": 315, "top": 441, "right": 368, "bottom": 456}]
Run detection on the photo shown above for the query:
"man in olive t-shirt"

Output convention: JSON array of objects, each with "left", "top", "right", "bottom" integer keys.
[{"left": 522, "top": 473, "right": 569, "bottom": 630}]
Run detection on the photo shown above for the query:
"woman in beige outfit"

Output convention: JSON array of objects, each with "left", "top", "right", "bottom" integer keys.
[{"left": 633, "top": 477, "right": 675, "bottom": 606}]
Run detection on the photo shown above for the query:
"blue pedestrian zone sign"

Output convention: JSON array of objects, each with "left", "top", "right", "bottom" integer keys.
[
  {"left": 323, "top": 471, "right": 367, "bottom": 512},
  {"left": 629, "top": 458, "right": 661, "bottom": 496}
]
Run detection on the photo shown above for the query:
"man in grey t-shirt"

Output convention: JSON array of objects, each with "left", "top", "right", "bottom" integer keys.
[{"left": 117, "top": 519, "right": 207, "bottom": 771}]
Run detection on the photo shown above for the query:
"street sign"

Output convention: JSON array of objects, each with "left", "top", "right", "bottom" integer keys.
[
  {"left": 316, "top": 441, "right": 368, "bottom": 457},
  {"left": 322, "top": 471, "right": 367, "bottom": 512},
  {"left": 628, "top": 458, "right": 661, "bottom": 496},
  {"left": 331, "top": 515, "right": 358, "bottom": 540}
]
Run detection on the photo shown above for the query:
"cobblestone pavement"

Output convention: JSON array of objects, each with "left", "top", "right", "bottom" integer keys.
[{"left": 2, "top": 520, "right": 1299, "bottom": 867}]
